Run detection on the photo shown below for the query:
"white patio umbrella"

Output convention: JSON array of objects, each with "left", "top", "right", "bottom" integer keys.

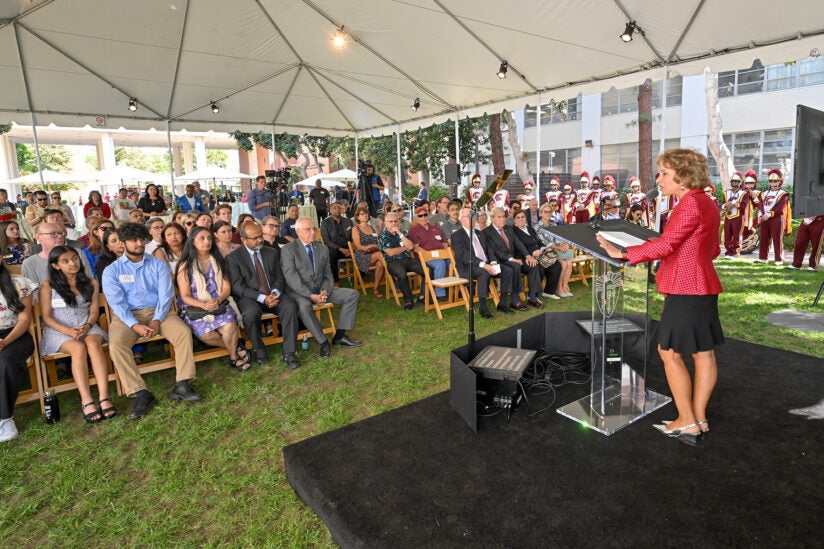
[
  {"left": 175, "top": 167, "right": 253, "bottom": 181},
  {"left": 90, "top": 165, "right": 164, "bottom": 183},
  {"left": 318, "top": 169, "right": 357, "bottom": 182},
  {"left": 292, "top": 175, "right": 346, "bottom": 190},
  {"left": 2, "top": 169, "right": 87, "bottom": 192}
]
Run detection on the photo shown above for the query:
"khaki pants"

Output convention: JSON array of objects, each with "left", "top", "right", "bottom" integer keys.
[{"left": 108, "top": 308, "right": 196, "bottom": 396}]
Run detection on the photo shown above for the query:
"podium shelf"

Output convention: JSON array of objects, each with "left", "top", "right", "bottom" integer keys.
[{"left": 576, "top": 318, "right": 644, "bottom": 336}]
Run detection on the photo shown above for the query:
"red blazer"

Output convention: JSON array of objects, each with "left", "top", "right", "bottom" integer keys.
[
  {"left": 626, "top": 189, "right": 722, "bottom": 295},
  {"left": 84, "top": 201, "right": 111, "bottom": 219}
]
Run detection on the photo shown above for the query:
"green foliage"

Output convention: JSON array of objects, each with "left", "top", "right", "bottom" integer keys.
[
  {"left": 0, "top": 124, "right": 10, "bottom": 135},
  {"left": 16, "top": 143, "right": 73, "bottom": 175},
  {"left": 204, "top": 149, "right": 229, "bottom": 169},
  {"left": 405, "top": 116, "right": 491, "bottom": 182},
  {"left": 359, "top": 135, "right": 398, "bottom": 177}
]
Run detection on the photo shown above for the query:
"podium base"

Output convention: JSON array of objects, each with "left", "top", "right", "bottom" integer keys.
[{"left": 556, "top": 365, "right": 672, "bottom": 435}]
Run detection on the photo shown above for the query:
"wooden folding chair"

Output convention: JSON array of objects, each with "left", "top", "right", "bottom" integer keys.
[
  {"left": 14, "top": 320, "right": 47, "bottom": 413},
  {"left": 569, "top": 248, "right": 594, "bottom": 287},
  {"left": 102, "top": 294, "right": 176, "bottom": 395},
  {"left": 241, "top": 303, "right": 337, "bottom": 350},
  {"left": 348, "top": 240, "right": 386, "bottom": 295},
  {"left": 417, "top": 248, "right": 470, "bottom": 319},
  {"left": 378, "top": 252, "right": 422, "bottom": 307},
  {"left": 33, "top": 296, "right": 120, "bottom": 398},
  {"left": 6, "top": 264, "right": 22, "bottom": 277}
]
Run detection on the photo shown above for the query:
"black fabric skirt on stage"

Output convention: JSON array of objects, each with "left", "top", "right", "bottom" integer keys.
[{"left": 657, "top": 294, "right": 725, "bottom": 355}]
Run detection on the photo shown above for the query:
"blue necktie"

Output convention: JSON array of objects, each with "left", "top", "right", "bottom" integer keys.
[{"left": 305, "top": 244, "right": 315, "bottom": 270}]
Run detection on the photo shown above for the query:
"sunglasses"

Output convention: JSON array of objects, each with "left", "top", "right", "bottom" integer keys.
[
  {"left": 768, "top": 178, "right": 780, "bottom": 182},
  {"left": 416, "top": 213, "right": 429, "bottom": 218},
  {"left": 37, "top": 198, "right": 48, "bottom": 202},
  {"left": 185, "top": 222, "right": 194, "bottom": 226}
]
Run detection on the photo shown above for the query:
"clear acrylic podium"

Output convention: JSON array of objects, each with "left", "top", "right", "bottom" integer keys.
[{"left": 546, "top": 219, "right": 671, "bottom": 435}]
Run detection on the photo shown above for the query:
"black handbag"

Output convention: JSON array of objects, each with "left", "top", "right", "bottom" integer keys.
[
  {"left": 185, "top": 300, "right": 229, "bottom": 320},
  {"left": 537, "top": 249, "right": 558, "bottom": 268}
]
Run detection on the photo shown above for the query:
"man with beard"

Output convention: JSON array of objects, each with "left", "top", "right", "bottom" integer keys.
[{"left": 102, "top": 222, "right": 201, "bottom": 420}]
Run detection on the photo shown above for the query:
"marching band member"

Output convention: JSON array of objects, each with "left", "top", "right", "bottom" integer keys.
[
  {"left": 559, "top": 184, "right": 577, "bottom": 224},
  {"left": 574, "top": 172, "right": 595, "bottom": 223},
  {"left": 590, "top": 176, "right": 602, "bottom": 212},
  {"left": 721, "top": 172, "right": 746, "bottom": 259},
  {"left": 788, "top": 216, "right": 824, "bottom": 271},
  {"left": 624, "top": 177, "right": 648, "bottom": 226},
  {"left": 466, "top": 173, "right": 484, "bottom": 205},
  {"left": 756, "top": 168, "right": 792, "bottom": 265},
  {"left": 521, "top": 180, "right": 537, "bottom": 204},
  {"left": 741, "top": 170, "right": 761, "bottom": 243},
  {"left": 544, "top": 177, "right": 562, "bottom": 205}
]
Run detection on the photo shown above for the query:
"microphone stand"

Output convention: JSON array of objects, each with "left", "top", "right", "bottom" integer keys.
[
  {"left": 467, "top": 207, "right": 477, "bottom": 359},
  {"left": 590, "top": 195, "right": 607, "bottom": 230}
]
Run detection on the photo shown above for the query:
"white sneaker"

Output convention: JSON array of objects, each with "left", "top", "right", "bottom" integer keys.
[
  {"left": 774, "top": 261, "right": 783, "bottom": 266},
  {"left": 562, "top": 292, "right": 574, "bottom": 298},
  {"left": 545, "top": 293, "right": 561, "bottom": 300},
  {"left": 753, "top": 259, "right": 766, "bottom": 264},
  {"left": 807, "top": 267, "right": 817, "bottom": 271},
  {"left": 786, "top": 265, "right": 799, "bottom": 270},
  {"left": 541, "top": 292, "right": 553, "bottom": 298},
  {"left": 722, "top": 255, "right": 733, "bottom": 260},
  {"left": 0, "top": 417, "right": 19, "bottom": 443}
]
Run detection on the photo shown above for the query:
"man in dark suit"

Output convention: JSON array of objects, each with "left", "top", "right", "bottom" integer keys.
[
  {"left": 281, "top": 217, "right": 361, "bottom": 358},
  {"left": 451, "top": 207, "right": 514, "bottom": 318},
  {"left": 320, "top": 202, "right": 353, "bottom": 281},
  {"left": 226, "top": 221, "right": 300, "bottom": 369},
  {"left": 483, "top": 207, "right": 539, "bottom": 312}
]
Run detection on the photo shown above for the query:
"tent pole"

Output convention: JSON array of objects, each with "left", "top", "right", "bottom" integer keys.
[
  {"left": 166, "top": 120, "right": 175, "bottom": 197},
  {"left": 536, "top": 93, "right": 542, "bottom": 201},
  {"left": 396, "top": 129, "right": 402, "bottom": 206},
  {"left": 271, "top": 123, "right": 276, "bottom": 170},
  {"left": 13, "top": 23, "right": 44, "bottom": 190}
]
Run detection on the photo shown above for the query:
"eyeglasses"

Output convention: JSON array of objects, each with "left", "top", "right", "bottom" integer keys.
[
  {"left": 416, "top": 213, "right": 429, "bottom": 218},
  {"left": 391, "top": 209, "right": 403, "bottom": 213},
  {"left": 37, "top": 231, "right": 67, "bottom": 238},
  {"left": 264, "top": 223, "right": 279, "bottom": 228},
  {"left": 768, "top": 178, "right": 780, "bottom": 182}
]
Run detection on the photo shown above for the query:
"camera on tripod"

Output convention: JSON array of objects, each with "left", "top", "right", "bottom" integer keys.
[
  {"left": 264, "top": 168, "right": 292, "bottom": 191},
  {"left": 357, "top": 160, "right": 370, "bottom": 179}
]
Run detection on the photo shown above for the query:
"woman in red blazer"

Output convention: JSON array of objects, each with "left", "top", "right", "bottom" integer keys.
[
  {"left": 83, "top": 190, "right": 111, "bottom": 219},
  {"left": 597, "top": 149, "right": 724, "bottom": 446}
]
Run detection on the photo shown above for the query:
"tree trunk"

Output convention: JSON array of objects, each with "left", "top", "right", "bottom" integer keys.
[
  {"left": 503, "top": 110, "right": 529, "bottom": 178},
  {"left": 489, "top": 113, "right": 504, "bottom": 175},
  {"left": 705, "top": 67, "right": 734, "bottom": 191},
  {"left": 638, "top": 79, "right": 653, "bottom": 192}
]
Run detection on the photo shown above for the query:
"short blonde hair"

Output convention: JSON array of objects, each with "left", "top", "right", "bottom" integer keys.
[{"left": 656, "top": 148, "right": 710, "bottom": 190}]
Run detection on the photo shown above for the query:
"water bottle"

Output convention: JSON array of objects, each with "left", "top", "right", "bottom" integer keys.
[
  {"left": 301, "top": 333, "right": 309, "bottom": 351},
  {"left": 44, "top": 391, "right": 61, "bottom": 424}
]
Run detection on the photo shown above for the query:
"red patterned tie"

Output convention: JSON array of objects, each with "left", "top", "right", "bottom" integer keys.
[
  {"left": 499, "top": 227, "right": 510, "bottom": 248},
  {"left": 254, "top": 251, "right": 270, "bottom": 294}
]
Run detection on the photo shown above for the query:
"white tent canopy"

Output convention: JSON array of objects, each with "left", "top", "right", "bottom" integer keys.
[
  {"left": 1, "top": 1, "right": 822, "bottom": 137},
  {"left": 2, "top": 169, "right": 83, "bottom": 184},
  {"left": 319, "top": 169, "right": 357, "bottom": 182},
  {"left": 293, "top": 176, "right": 345, "bottom": 190},
  {"left": 175, "top": 167, "right": 254, "bottom": 181},
  {"left": 90, "top": 165, "right": 163, "bottom": 183}
]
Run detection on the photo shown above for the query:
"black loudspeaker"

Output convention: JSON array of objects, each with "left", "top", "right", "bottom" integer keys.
[{"left": 444, "top": 163, "right": 461, "bottom": 185}]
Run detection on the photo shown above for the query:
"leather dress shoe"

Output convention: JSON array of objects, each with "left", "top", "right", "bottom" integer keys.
[
  {"left": 171, "top": 380, "right": 202, "bottom": 402},
  {"left": 254, "top": 349, "right": 268, "bottom": 365},
  {"left": 527, "top": 298, "right": 544, "bottom": 309},
  {"left": 283, "top": 355, "right": 300, "bottom": 370},
  {"left": 511, "top": 301, "right": 529, "bottom": 312},
  {"left": 479, "top": 307, "right": 493, "bottom": 319},
  {"left": 319, "top": 341, "right": 331, "bottom": 358},
  {"left": 496, "top": 304, "right": 514, "bottom": 314},
  {"left": 333, "top": 335, "right": 362, "bottom": 347},
  {"left": 128, "top": 390, "right": 156, "bottom": 420}
]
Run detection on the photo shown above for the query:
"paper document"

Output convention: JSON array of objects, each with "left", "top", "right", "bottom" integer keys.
[{"left": 598, "top": 231, "right": 647, "bottom": 249}]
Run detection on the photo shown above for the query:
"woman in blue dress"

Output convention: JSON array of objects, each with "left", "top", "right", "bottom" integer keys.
[
  {"left": 176, "top": 227, "right": 249, "bottom": 370},
  {"left": 40, "top": 246, "right": 114, "bottom": 423}
]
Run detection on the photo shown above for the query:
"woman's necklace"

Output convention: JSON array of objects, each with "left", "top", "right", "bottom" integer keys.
[{"left": 197, "top": 256, "right": 211, "bottom": 272}]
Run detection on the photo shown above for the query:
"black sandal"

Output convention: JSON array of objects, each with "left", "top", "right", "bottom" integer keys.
[
  {"left": 82, "top": 402, "right": 103, "bottom": 424},
  {"left": 99, "top": 397, "right": 118, "bottom": 420}
]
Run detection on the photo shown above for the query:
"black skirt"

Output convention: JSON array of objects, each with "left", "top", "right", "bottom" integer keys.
[{"left": 657, "top": 294, "right": 725, "bottom": 355}]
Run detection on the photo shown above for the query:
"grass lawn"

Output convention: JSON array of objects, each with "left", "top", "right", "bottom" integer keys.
[{"left": 1, "top": 257, "right": 822, "bottom": 547}]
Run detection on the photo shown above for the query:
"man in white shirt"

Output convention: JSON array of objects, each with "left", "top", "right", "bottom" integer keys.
[{"left": 110, "top": 188, "right": 137, "bottom": 223}]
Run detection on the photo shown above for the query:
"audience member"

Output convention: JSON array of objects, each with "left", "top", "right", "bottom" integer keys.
[
  {"left": 0, "top": 220, "right": 30, "bottom": 265},
  {"left": 102, "top": 222, "right": 202, "bottom": 420},
  {"left": 111, "top": 188, "right": 137, "bottom": 222},
  {"left": 536, "top": 204, "right": 573, "bottom": 299},
  {"left": 213, "top": 204, "right": 241, "bottom": 244},
  {"left": 137, "top": 184, "right": 167, "bottom": 215},
  {"left": 128, "top": 209, "right": 145, "bottom": 224},
  {"left": 429, "top": 196, "right": 450, "bottom": 226},
  {"left": 25, "top": 190, "right": 50, "bottom": 228},
  {"left": 351, "top": 206, "right": 385, "bottom": 298},
  {"left": 0, "top": 188, "right": 18, "bottom": 215},
  {"left": 23, "top": 223, "right": 93, "bottom": 293},
  {"left": 436, "top": 199, "right": 462, "bottom": 238},
  {"left": 176, "top": 184, "right": 206, "bottom": 213},
  {"left": 82, "top": 218, "right": 115, "bottom": 277},
  {"left": 451, "top": 207, "right": 512, "bottom": 319},
  {"left": 226, "top": 221, "right": 299, "bottom": 369},
  {"left": 282, "top": 205, "right": 300, "bottom": 242},
  {"left": 247, "top": 175, "right": 271, "bottom": 220},
  {"left": 408, "top": 205, "right": 449, "bottom": 300},
  {"left": 281, "top": 217, "right": 361, "bottom": 358},
  {"left": 172, "top": 211, "right": 187, "bottom": 226},
  {"left": 0, "top": 263, "right": 36, "bottom": 442},
  {"left": 320, "top": 203, "right": 353, "bottom": 281},
  {"left": 84, "top": 191, "right": 111, "bottom": 219},
  {"left": 511, "top": 209, "right": 562, "bottom": 307},
  {"left": 309, "top": 180, "right": 330, "bottom": 220},
  {"left": 211, "top": 221, "right": 239, "bottom": 257},
  {"left": 261, "top": 216, "right": 288, "bottom": 247},
  {"left": 40, "top": 246, "right": 113, "bottom": 423},
  {"left": 378, "top": 212, "right": 424, "bottom": 310},
  {"left": 94, "top": 228, "right": 123, "bottom": 284},
  {"left": 144, "top": 217, "right": 165, "bottom": 256},
  {"left": 195, "top": 212, "right": 212, "bottom": 229},
  {"left": 153, "top": 222, "right": 187, "bottom": 276},
  {"left": 176, "top": 226, "right": 249, "bottom": 370},
  {"left": 483, "top": 207, "right": 534, "bottom": 312},
  {"left": 49, "top": 192, "right": 76, "bottom": 228}
]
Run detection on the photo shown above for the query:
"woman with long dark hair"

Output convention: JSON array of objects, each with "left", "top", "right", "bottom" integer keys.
[
  {"left": 94, "top": 228, "right": 124, "bottom": 284},
  {"left": 153, "top": 222, "right": 187, "bottom": 276},
  {"left": 175, "top": 227, "right": 248, "bottom": 370},
  {"left": 0, "top": 220, "right": 30, "bottom": 265},
  {"left": 83, "top": 190, "right": 111, "bottom": 219},
  {"left": 0, "top": 264, "right": 36, "bottom": 442},
  {"left": 83, "top": 218, "right": 115, "bottom": 277},
  {"left": 351, "top": 206, "right": 385, "bottom": 297},
  {"left": 40, "top": 246, "right": 113, "bottom": 423},
  {"left": 137, "top": 184, "right": 167, "bottom": 215},
  {"left": 598, "top": 149, "right": 724, "bottom": 445}
]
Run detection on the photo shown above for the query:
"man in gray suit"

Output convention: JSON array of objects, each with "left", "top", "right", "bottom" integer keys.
[{"left": 281, "top": 217, "right": 362, "bottom": 358}]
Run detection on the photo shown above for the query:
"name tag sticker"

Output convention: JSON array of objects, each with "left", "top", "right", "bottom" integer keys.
[
  {"left": 432, "top": 251, "right": 440, "bottom": 258},
  {"left": 435, "top": 235, "right": 442, "bottom": 240},
  {"left": 119, "top": 274, "right": 135, "bottom": 283},
  {"left": 52, "top": 298, "right": 67, "bottom": 308}
]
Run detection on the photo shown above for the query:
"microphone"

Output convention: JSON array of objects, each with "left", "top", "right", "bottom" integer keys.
[
  {"left": 645, "top": 187, "right": 659, "bottom": 201},
  {"left": 590, "top": 196, "right": 607, "bottom": 229}
]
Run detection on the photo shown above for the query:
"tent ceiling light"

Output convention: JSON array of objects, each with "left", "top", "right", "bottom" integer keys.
[
  {"left": 211, "top": 102, "right": 220, "bottom": 114},
  {"left": 620, "top": 21, "right": 637, "bottom": 42},
  {"left": 128, "top": 98, "right": 137, "bottom": 111},
  {"left": 497, "top": 61, "right": 508, "bottom": 79},
  {"left": 412, "top": 97, "right": 420, "bottom": 111}
]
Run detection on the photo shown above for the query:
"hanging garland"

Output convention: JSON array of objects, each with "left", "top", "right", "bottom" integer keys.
[{"left": 0, "top": 124, "right": 10, "bottom": 136}]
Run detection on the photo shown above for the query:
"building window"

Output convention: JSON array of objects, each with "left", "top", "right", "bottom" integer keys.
[
  {"left": 528, "top": 148, "right": 581, "bottom": 178},
  {"left": 601, "top": 88, "right": 619, "bottom": 116},
  {"left": 798, "top": 57, "right": 824, "bottom": 87},
  {"left": 718, "top": 56, "right": 824, "bottom": 97},
  {"left": 706, "top": 129, "right": 794, "bottom": 184},
  {"left": 651, "top": 76, "right": 683, "bottom": 108},
  {"left": 524, "top": 95, "right": 580, "bottom": 127}
]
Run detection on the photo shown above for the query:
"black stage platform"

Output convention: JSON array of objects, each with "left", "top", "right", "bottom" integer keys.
[{"left": 284, "top": 313, "right": 824, "bottom": 548}]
